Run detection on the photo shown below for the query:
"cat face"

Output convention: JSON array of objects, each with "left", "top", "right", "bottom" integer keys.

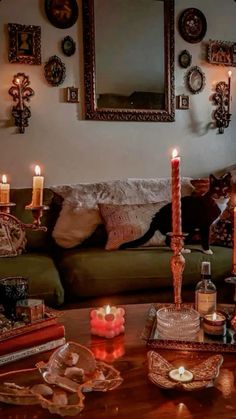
[{"left": 209, "top": 173, "right": 232, "bottom": 199}]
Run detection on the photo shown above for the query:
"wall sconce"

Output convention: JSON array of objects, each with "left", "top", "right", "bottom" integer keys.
[
  {"left": 212, "top": 71, "right": 232, "bottom": 134},
  {"left": 9, "top": 73, "right": 34, "bottom": 134}
]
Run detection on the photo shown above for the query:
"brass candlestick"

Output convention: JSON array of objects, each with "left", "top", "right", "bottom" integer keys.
[
  {"left": 170, "top": 234, "right": 185, "bottom": 309},
  {"left": 0, "top": 202, "right": 49, "bottom": 232}
]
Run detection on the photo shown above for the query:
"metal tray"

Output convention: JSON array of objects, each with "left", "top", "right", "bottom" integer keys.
[{"left": 142, "top": 303, "right": 236, "bottom": 353}]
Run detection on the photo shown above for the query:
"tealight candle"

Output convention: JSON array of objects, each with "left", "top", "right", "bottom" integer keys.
[
  {"left": 0, "top": 175, "right": 10, "bottom": 204},
  {"left": 203, "top": 312, "right": 226, "bottom": 336},
  {"left": 90, "top": 305, "right": 125, "bottom": 339},
  {"left": 32, "top": 165, "right": 44, "bottom": 207},
  {"left": 169, "top": 366, "right": 193, "bottom": 383}
]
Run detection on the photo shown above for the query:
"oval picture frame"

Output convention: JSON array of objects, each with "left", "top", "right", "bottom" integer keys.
[
  {"left": 185, "top": 66, "right": 206, "bottom": 94},
  {"left": 44, "top": 55, "right": 66, "bottom": 86},
  {"left": 61, "top": 36, "right": 76, "bottom": 57},
  {"left": 178, "top": 8, "right": 207, "bottom": 44},
  {"left": 45, "top": 0, "right": 78, "bottom": 29},
  {"left": 178, "top": 50, "right": 192, "bottom": 68}
]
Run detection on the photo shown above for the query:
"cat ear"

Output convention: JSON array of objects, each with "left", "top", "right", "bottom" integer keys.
[{"left": 209, "top": 174, "right": 216, "bottom": 185}]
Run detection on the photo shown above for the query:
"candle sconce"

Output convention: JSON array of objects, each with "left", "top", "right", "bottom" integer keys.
[
  {"left": 0, "top": 203, "right": 49, "bottom": 232},
  {"left": 9, "top": 73, "right": 34, "bottom": 134},
  {"left": 212, "top": 80, "right": 231, "bottom": 134}
]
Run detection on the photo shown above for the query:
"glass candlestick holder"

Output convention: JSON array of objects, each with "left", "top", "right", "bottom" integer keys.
[{"left": 156, "top": 233, "right": 200, "bottom": 341}]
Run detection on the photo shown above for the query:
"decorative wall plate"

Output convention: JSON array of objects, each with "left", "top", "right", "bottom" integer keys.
[
  {"left": 45, "top": 0, "right": 78, "bottom": 29},
  {"left": 44, "top": 55, "right": 66, "bottom": 86},
  {"left": 178, "top": 50, "right": 192, "bottom": 68},
  {"left": 185, "top": 66, "right": 206, "bottom": 94},
  {"left": 61, "top": 36, "right": 76, "bottom": 56},
  {"left": 178, "top": 8, "right": 207, "bottom": 43}
]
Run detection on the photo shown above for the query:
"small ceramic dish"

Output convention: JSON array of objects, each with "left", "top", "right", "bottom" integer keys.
[{"left": 147, "top": 351, "right": 223, "bottom": 391}]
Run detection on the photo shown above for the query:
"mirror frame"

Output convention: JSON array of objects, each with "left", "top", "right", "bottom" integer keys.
[{"left": 82, "top": 0, "right": 175, "bottom": 122}]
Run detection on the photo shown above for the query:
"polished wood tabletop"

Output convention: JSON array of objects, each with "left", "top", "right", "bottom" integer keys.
[{"left": 0, "top": 303, "right": 236, "bottom": 418}]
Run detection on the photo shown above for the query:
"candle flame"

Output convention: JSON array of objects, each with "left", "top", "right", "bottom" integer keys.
[
  {"left": 212, "top": 312, "right": 217, "bottom": 321},
  {"left": 178, "top": 366, "right": 185, "bottom": 376},
  {"left": 172, "top": 148, "right": 179, "bottom": 159},
  {"left": 105, "top": 305, "right": 111, "bottom": 314},
  {"left": 16, "top": 78, "right": 20, "bottom": 84},
  {"left": 2, "top": 175, "right": 7, "bottom": 184},
  {"left": 35, "top": 165, "right": 41, "bottom": 176},
  {"left": 228, "top": 70, "right": 232, "bottom": 78}
]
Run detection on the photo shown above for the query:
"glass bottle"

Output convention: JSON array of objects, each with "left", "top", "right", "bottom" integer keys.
[{"left": 195, "top": 261, "right": 217, "bottom": 316}]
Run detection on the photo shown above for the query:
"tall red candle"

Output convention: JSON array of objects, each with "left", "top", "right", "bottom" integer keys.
[
  {"left": 233, "top": 207, "right": 236, "bottom": 275},
  {"left": 171, "top": 149, "right": 182, "bottom": 235}
]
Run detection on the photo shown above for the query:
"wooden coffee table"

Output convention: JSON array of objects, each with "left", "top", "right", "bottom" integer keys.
[{"left": 0, "top": 303, "right": 236, "bottom": 418}]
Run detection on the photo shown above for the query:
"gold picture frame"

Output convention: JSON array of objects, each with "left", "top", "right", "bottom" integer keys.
[
  {"left": 66, "top": 87, "right": 79, "bottom": 103},
  {"left": 8, "top": 23, "right": 41, "bottom": 65},
  {"left": 177, "top": 95, "right": 190, "bottom": 109}
]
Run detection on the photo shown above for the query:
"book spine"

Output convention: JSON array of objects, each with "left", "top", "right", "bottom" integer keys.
[
  {"left": 0, "top": 337, "right": 66, "bottom": 366},
  {"left": 0, "top": 324, "right": 65, "bottom": 356}
]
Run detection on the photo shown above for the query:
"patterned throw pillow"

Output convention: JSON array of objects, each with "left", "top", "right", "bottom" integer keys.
[
  {"left": 210, "top": 203, "right": 233, "bottom": 247},
  {"left": 99, "top": 202, "right": 168, "bottom": 250}
]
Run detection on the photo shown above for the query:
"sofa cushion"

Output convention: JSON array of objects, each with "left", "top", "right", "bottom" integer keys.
[
  {"left": 56, "top": 245, "right": 232, "bottom": 301},
  {"left": 99, "top": 202, "right": 167, "bottom": 250},
  {"left": 51, "top": 178, "right": 194, "bottom": 249},
  {"left": 10, "top": 188, "right": 61, "bottom": 252},
  {"left": 0, "top": 253, "right": 64, "bottom": 306}
]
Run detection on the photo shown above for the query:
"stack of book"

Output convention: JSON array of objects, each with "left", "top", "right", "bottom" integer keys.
[{"left": 0, "top": 312, "right": 65, "bottom": 366}]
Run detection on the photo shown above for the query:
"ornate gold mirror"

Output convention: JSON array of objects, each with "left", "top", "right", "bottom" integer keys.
[{"left": 82, "top": 0, "right": 175, "bottom": 122}]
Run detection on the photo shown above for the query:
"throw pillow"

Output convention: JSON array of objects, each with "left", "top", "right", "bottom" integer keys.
[
  {"left": 210, "top": 203, "right": 233, "bottom": 247},
  {"left": 52, "top": 203, "right": 102, "bottom": 248},
  {"left": 99, "top": 202, "right": 168, "bottom": 250}
]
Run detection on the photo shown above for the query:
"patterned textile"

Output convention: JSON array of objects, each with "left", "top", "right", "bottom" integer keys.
[
  {"left": 99, "top": 202, "right": 167, "bottom": 250},
  {"left": 210, "top": 204, "right": 233, "bottom": 247}
]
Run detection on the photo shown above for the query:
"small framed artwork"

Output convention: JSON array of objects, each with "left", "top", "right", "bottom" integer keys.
[
  {"left": 178, "top": 8, "right": 207, "bottom": 44},
  {"left": 208, "top": 39, "right": 236, "bottom": 66},
  {"left": 185, "top": 66, "right": 206, "bottom": 94},
  {"left": 66, "top": 86, "right": 79, "bottom": 103},
  {"left": 44, "top": 55, "right": 66, "bottom": 86},
  {"left": 178, "top": 50, "right": 192, "bottom": 68},
  {"left": 8, "top": 23, "right": 41, "bottom": 65},
  {"left": 61, "top": 36, "right": 76, "bottom": 57},
  {"left": 176, "top": 95, "right": 190, "bottom": 110},
  {"left": 45, "top": 0, "right": 78, "bottom": 29}
]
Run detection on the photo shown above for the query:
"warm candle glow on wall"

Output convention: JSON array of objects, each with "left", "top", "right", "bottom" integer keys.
[
  {"left": 32, "top": 165, "right": 44, "bottom": 206},
  {"left": 0, "top": 175, "right": 10, "bottom": 204}
]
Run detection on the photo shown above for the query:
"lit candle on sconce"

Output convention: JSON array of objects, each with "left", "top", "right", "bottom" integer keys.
[
  {"left": 32, "top": 165, "right": 44, "bottom": 207},
  {"left": 171, "top": 148, "right": 182, "bottom": 235},
  {"left": 0, "top": 175, "right": 10, "bottom": 204},
  {"left": 169, "top": 366, "right": 193, "bottom": 383},
  {"left": 228, "top": 70, "right": 232, "bottom": 114}
]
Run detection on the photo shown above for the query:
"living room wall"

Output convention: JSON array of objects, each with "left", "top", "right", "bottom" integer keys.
[{"left": 0, "top": 0, "right": 235, "bottom": 188}]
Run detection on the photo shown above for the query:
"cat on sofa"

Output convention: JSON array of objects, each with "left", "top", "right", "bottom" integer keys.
[{"left": 120, "top": 173, "right": 232, "bottom": 254}]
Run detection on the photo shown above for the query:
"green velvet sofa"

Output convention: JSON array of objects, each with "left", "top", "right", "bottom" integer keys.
[{"left": 0, "top": 188, "right": 233, "bottom": 308}]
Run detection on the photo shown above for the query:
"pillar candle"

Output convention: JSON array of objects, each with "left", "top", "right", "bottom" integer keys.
[
  {"left": 228, "top": 70, "right": 232, "bottom": 114},
  {"left": 16, "top": 77, "right": 23, "bottom": 111},
  {"left": 0, "top": 175, "right": 10, "bottom": 204},
  {"left": 90, "top": 305, "right": 125, "bottom": 338},
  {"left": 171, "top": 149, "right": 182, "bottom": 235},
  {"left": 233, "top": 207, "right": 236, "bottom": 275},
  {"left": 32, "top": 165, "right": 44, "bottom": 207}
]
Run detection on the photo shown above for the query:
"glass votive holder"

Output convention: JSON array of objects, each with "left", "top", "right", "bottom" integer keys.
[
  {"left": 156, "top": 306, "right": 200, "bottom": 341},
  {"left": 203, "top": 312, "right": 227, "bottom": 336},
  {"left": 90, "top": 305, "right": 125, "bottom": 339}
]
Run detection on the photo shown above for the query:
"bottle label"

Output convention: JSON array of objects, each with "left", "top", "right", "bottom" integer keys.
[{"left": 195, "top": 291, "right": 216, "bottom": 315}]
